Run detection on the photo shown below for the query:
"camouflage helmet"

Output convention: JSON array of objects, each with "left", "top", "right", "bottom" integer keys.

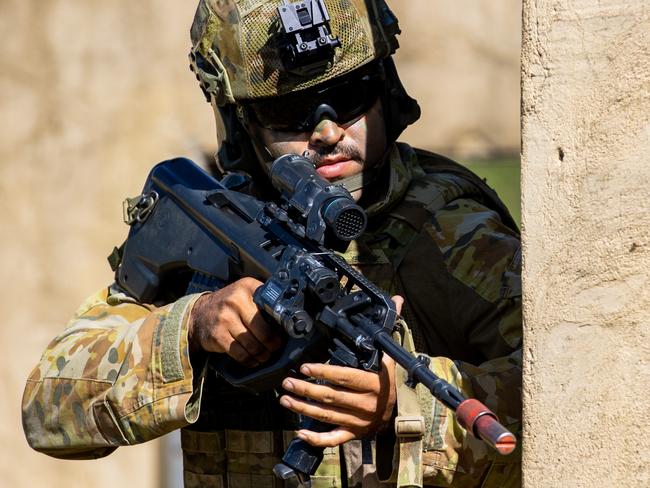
[{"left": 189, "top": 0, "right": 401, "bottom": 106}]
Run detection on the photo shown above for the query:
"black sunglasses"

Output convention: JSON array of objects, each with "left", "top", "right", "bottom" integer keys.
[{"left": 243, "top": 61, "right": 385, "bottom": 132}]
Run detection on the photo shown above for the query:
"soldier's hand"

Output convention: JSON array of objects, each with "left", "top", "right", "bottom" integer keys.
[
  {"left": 278, "top": 296, "right": 404, "bottom": 448},
  {"left": 279, "top": 355, "right": 397, "bottom": 447},
  {"left": 188, "top": 277, "right": 283, "bottom": 367}
]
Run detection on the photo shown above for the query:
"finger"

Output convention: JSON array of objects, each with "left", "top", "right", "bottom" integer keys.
[
  {"left": 237, "top": 276, "right": 265, "bottom": 292},
  {"left": 244, "top": 310, "right": 284, "bottom": 351},
  {"left": 282, "top": 378, "right": 376, "bottom": 415},
  {"left": 234, "top": 280, "right": 284, "bottom": 351},
  {"left": 380, "top": 353, "right": 396, "bottom": 376},
  {"left": 230, "top": 326, "right": 272, "bottom": 364},
  {"left": 225, "top": 280, "right": 282, "bottom": 354},
  {"left": 296, "top": 428, "right": 356, "bottom": 448},
  {"left": 391, "top": 295, "right": 404, "bottom": 315},
  {"left": 279, "top": 395, "right": 371, "bottom": 427},
  {"left": 299, "top": 363, "right": 381, "bottom": 392},
  {"left": 377, "top": 354, "right": 397, "bottom": 424},
  {"left": 226, "top": 338, "right": 259, "bottom": 368}
]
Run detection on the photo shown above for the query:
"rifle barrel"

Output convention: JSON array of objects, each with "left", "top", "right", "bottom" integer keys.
[{"left": 373, "top": 329, "right": 517, "bottom": 455}]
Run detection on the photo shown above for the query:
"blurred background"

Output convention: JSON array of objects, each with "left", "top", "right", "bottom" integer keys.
[{"left": 0, "top": 1, "right": 521, "bottom": 486}]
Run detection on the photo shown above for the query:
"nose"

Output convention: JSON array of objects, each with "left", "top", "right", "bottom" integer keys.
[{"left": 309, "top": 117, "right": 345, "bottom": 149}]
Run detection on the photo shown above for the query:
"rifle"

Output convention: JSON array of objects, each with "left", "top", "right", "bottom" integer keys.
[{"left": 116, "top": 155, "right": 516, "bottom": 486}]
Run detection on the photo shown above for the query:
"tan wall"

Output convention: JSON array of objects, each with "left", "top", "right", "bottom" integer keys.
[
  {"left": 521, "top": 0, "right": 650, "bottom": 486},
  {"left": 0, "top": 1, "right": 521, "bottom": 486}
]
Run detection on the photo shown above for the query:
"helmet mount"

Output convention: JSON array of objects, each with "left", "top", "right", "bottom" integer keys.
[{"left": 278, "top": 0, "right": 341, "bottom": 72}]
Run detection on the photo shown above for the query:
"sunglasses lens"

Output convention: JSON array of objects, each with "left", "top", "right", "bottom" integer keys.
[
  {"left": 247, "top": 96, "right": 314, "bottom": 131},
  {"left": 327, "top": 76, "right": 379, "bottom": 123},
  {"left": 245, "top": 63, "right": 383, "bottom": 132}
]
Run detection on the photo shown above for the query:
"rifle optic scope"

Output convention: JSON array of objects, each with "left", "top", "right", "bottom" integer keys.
[{"left": 270, "top": 154, "right": 367, "bottom": 243}]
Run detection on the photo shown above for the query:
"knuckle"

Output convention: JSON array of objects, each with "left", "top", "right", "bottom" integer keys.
[
  {"left": 232, "top": 349, "right": 247, "bottom": 362},
  {"left": 210, "top": 330, "right": 231, "bottom": 352},
  {"left": 223, "top": 282, "right": 252, "bottom": 305},
  {"left": 362, "top": 404, "right": 377, "bottom": 416},
  {"left": 246, "top": 343, "right": 265, "bottom": 360},
  {"left": 252, "top": 322, "right": 275, "bottom": 343},
  {"left": 230, "top": 345, "right": 249, "bottom": 363},
  {"left": 290, "top": 400, "right": 305, "bottom": 414},
  {"left": 322, "top": 391, "right": 338, "bottom": 404},
  {"left": 235, "top": 287, "right": 254, "bottom": 304},
  {"left": 220, "top": 293, "right": 240, "bottom": 311},
  {"left": 320, "top": 411, "right": 333, "bottom": 423},
  {"left": 235, "top": 331, "right": 257, "bottom": 348},
  {"left": 250, "top": 321, "right": 282, "bottom": 351},
  {"left": 332, "top": 374, "right": 349, "bottom": 387},
  {"left": 240, "top": 277, "right": 262, "bottom": 291},
  {"left": 304, "top": 436, "right": 321, "bottom": 447}
]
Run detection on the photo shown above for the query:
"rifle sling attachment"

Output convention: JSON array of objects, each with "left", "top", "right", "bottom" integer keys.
[{"left": 123, "top": 191, "right": 159, "bottom": 225}]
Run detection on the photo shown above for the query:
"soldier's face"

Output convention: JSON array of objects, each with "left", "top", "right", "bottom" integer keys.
[{"left": 250, "top": 99, "right": 387, "bottom": 199}]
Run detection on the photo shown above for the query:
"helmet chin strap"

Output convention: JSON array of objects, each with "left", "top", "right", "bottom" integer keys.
[{"left": 335, "top": 172, "right": 365, "bottom": 193}]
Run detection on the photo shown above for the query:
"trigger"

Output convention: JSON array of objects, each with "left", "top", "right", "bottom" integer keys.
[{"left": 362, "top": 349, "right": 382, "bottom": 372}]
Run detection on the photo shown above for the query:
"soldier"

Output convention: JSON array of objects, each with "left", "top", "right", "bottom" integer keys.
[{"left": 22, "top": 1, "right": 522, "bottom": 487}]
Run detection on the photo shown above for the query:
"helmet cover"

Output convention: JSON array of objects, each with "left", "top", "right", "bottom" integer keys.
[{"left": 190, "top": 0, "right": 400, "bottom": 105}]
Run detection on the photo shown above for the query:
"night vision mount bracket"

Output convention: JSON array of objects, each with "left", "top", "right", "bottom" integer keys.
[{"left": 278, "top": 0, "right": 341, "bottom": 70}]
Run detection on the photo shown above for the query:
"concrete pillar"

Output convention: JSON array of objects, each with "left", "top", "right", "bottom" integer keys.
[{"left": 521, "top": 1, "right": 650, "bottom": 486}]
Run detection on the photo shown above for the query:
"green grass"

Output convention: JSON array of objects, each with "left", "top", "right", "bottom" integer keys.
[{"left": 462, "top": 158, "right": 521, "bottom": 227}]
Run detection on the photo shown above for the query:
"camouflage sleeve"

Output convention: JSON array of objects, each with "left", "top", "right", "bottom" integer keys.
[
  {"left": 415, "top": 351, "right": 521, "bottom": 487},
  {"left": 21, "top": 285, "right": 205, "bottom": 460},
  {"left": 397, "top": 198, "right": 522, "bottom": 487}
]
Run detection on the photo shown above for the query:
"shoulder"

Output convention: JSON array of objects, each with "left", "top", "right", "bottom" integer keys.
[
  {"left": 424, "top": 197, "right": 520, "bottom": 304},
  {"left": 376, "top": 144, "right": 521, "bottom": 302},
  {"left": 395, "top": 144, "right": 521, "bottom": 302},
  {"left": 398, "top": 144, "right": 514, "bottom": 220}
]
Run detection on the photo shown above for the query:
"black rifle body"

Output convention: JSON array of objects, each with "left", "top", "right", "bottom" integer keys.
[{"left": 116, "top": 156, "right": 516, "bottom": 485}]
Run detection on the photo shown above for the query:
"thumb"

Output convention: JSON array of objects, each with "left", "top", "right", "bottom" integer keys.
[{"left": 391, "top": 295, "right": 404, "bottom": 315}]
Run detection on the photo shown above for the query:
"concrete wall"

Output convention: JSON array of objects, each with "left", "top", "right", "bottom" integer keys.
[
  {"left": 521, "top": 1, "right": 650, "bottom": 486},
  {"left": 0, "top": 1, "right": 521, "bottom": 486}
]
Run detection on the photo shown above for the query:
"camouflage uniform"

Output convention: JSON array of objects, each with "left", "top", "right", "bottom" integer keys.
[{"left": 22, "top": 142, "right": 522, "bottom": 487}]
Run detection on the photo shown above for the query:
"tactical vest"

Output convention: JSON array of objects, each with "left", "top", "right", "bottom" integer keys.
[
  {"left": 180, "top": 146, "right": 520, "bottom": 488},
  {"left": 359, "top": 146, "right": 520, "bottom": 358}
]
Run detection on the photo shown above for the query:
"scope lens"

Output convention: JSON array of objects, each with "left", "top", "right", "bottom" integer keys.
[
  {"left": 335, "top": 208, "right": 366, "bottom": 239},
  {"left": 322, "top": 199, "right": 367, "bottom": 241}
]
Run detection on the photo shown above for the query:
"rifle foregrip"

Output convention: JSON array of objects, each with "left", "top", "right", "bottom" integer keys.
[{"left": 455, "top": 399, "right": 517, "bottom": 455}]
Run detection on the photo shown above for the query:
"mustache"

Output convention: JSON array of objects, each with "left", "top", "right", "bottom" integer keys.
[{"left": 303, "top": 142, "right": 363, "bottom": 167}]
